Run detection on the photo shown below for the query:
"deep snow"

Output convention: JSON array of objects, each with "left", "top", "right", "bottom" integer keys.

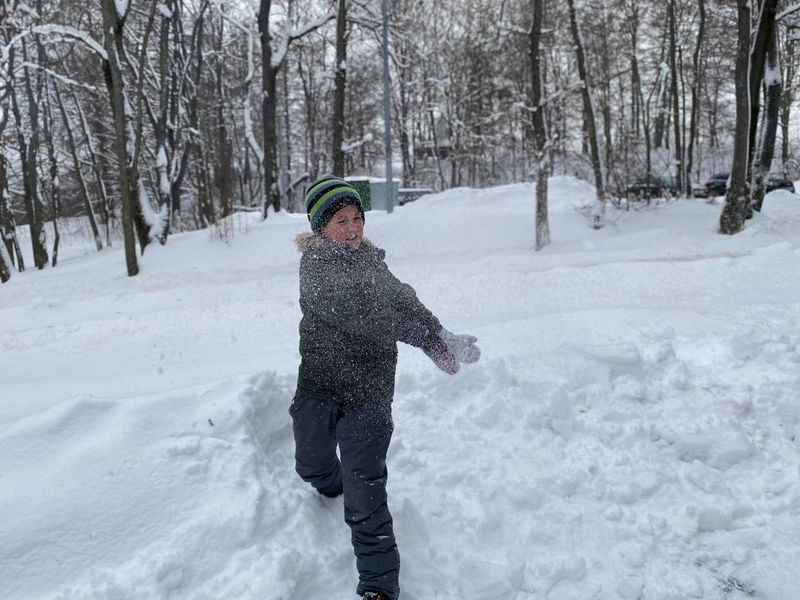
[{"left": 2, "top": 177, "right": 799, "bottom": 599}]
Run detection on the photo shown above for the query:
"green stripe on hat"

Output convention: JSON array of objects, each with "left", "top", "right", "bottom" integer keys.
[
  {"left": 309, "top": 187, "right": 355, "bottom": 223},
  {"left": 306, "top": 177, "right": 349, "bottom": 203}
]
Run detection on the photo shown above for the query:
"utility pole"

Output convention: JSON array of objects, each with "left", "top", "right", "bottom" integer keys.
[{"left": 381, "top": 0, "right": 394, "bottom": 212}]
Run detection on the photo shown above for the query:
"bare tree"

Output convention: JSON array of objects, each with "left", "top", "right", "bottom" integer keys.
[
  {"left": 779, "top": 31, "right": 796, "bottom": 170},
  {"left": 390, "top": 0, "right": 422, "bottom": 187},
  {"left": 0, "top": 150, "right": 15, "bottom": 282},
  {"left": 752, "top": 22, "right": 781, "bottom": 213},
  {"left": 257, "top": 0, "right": 333, "bottom": 216},
  {"left": 1, "top": 6, "right": 23, "bottom": 280},
  {"left": 668, "top": 0, "right": 683, "bottom": 196},
  {"left": 0, "top": 147, "right": 19, "bottom": 282},
  {"left": 40, "top": 77, "right": 61, "bottom": 266},
  {"left": 686, "top": 0, "right": 706, "bottom": 195},
  {"left": 101, "top": 0, "right": 138, "bottom": 275},
  {"left": 331, "top": 0, "right": 347, "bottom": 176},
  {"left": 153, "top": 0, "right": 176, "bottom": 243},
  {"left": 54, "top": 83, "right": 103, "bottom": 252},
  {"left": 296, "top": 39, "right": 324, "bottom": 181},
  {"left": 745, "top": 0, "right": 779, "bottom": 216},
  {"left": 721, "top": 0, "right": 779, "bottom": 233},
  {"left": 530, "top": 0, "right": 550, "bottom": 250},
  {"left": 72, "top": 91, "right": 113, "bottom": 247},
  {"left": 9, "top": 37, "right": 49, "bottom": 268},
  {"left": 720, "top": 0, "right": 753, "bottom": 234},
  {"left": 171, "top": 0, "right": 210, "bottom": 229},
  {"left": 213, "top": 7, "right": 235, "bottom": 219},
  {"left": 567, "top": 0, "right": 606, "bottom": 226}
]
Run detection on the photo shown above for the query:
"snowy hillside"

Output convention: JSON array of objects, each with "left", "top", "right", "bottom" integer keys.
[{"left": 2, "top": 178, "right": 799, "bottom": 599}]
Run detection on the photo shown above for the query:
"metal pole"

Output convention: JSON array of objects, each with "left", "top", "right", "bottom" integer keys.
[{"left": 381, "top": 0, "right": 394, "bottom": 213}]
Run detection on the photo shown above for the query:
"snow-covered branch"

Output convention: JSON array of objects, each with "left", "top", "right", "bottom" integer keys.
[
  {"left": 271, "top": 11, "right": 335, "bottom": 68},
  {"left": 137, "top": 179, "right": 168, "bottom": 242},
  {"left": 777, "top": 3, "right": 800, "bottom": 21},
  {"left": 341, "top": 132, "right": 373, "bottom": 153},
  {"left": 114, "top": 0, "right": 131, "bottom": 21},
  {"left": 243, "top": 99, "right": 263, "bottom": 164},
  {"left": 18, "top": 62, "right": 101, "bottom": 93},
  {"left": 3, "top": 25, "right": 107, "bottom": 61}
]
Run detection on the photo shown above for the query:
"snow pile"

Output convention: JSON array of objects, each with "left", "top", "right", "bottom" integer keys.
[{"left": 2, "top": 179, "right": 799, "bottom": 599}]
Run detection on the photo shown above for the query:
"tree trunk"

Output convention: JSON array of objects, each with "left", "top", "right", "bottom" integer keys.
[
  {"left": 530, "top": 0, "right": 550, "bottom": 251},
  {"left": 0, "top": 154, "right": 21, "bottom": 280},
  {"left": 740, "top": 0, "right": 780, "bottom": 219},
  {"left": 280, "top": 58, "right": 292, "bottom": 208},
  {"left": 0, "top": 193, "right": 12, "bottom": 281},
  {"left": 686, "top": 0, "right": 705, "bottom": 198},
  {"left": 598, "top": 6, "right": 613, "bottom": 187},
  {"left": 172, "top": 1, "right": 207, "bottom": 228},
  {"left": 0, "top": 41, "right": 24, "bottom": 274},
  {"left": 41, "top": 81, "right": 61, "bottom": 267},
  {"left": 331, "top": 0, "right": 347, "bottom": 177},
  {"left": 73, "top": 92, "right": 112, "bottom": 246},
  {"left": 627, "top": 4, "right": 653, "bottom": 190},
  {"left": 0, "top": 241, "right": 11, "bottom": 283},
  {"left": 167, "top": 0, "right": 185, "bottom": 233},
  {"left": 258, "top": 2, "right": 333, "bottom": 216},
  {"left": 566, "top": 0, "right": 605, "bottom": 225},
  {"left": 198, "top": 149, "right": 216, "bottom": 226},
  {"left": 397, "top": 61, "right": 413, "bottom": 186},
  {"left": 720, "top": 0, "right": 752, "bottom": 235},
  {"left": 752, "top": 25, "right": 781, "bottom": 213},
  {"left": 747, "top": 0, "right": 779, "bottom": 180},
  {"left": 668, "top": 0, "right": 683, "bottom": 196},
  {"left": 101, "top": 0, "right": 139, "bottom": 276},
  {"left": 10, "top": 42, "right": 49, "bottom": 269},
  {"left": 653, "top": 24, "right": 669, "bottom": 150},
  {"left": 214, "top": 10, "right": 234, "bottom": 218},
  {"left": 625, "top": 3, "right": 641, "bottom": 137},
  {"left": 297, "top": 50, "right": 318, "bottom": 181},
  {"left": 430, "top": 108, "right": 447, "bottom": 191},
  {"left": 779, "top": 38, "right": 795, "bottom": 169},
  {"left": 153, "top": 0, "right": 174, "bottom": 243},
  {"left": 258, "top": 0, "right": 280, "bottom": 216},
  {"left": 55, "top": 84, "right": 103, "bottom": 252}
]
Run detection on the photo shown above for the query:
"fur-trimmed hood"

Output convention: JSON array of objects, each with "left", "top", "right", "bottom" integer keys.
[{"left": 294, "top": 232, "right": 375, "bottom": 253}]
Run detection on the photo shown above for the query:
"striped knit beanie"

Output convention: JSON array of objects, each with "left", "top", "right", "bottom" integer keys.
[{"left": 304, "top": 175, "right": 364, "bottom": 233}]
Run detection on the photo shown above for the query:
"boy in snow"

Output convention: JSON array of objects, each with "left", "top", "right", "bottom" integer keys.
[{"left": 291, "top": 175, "right": 480, "bottom": 600}]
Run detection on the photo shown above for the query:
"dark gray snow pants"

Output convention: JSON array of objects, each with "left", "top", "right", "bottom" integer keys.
[{"left": 290, "top": 392, "right": 399, "bottom": 599}]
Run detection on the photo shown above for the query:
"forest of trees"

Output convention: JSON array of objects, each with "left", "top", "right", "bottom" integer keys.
[{"left": 1, "top": 0, "right": 800, "bottom": 281}]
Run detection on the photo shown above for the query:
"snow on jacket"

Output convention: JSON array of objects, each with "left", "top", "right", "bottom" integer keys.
[{"left": 295, "top": 233, "right": 442, "bottom": 405}]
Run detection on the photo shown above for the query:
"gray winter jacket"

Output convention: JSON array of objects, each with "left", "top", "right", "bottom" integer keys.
[{"left": 296, "top": 233, "right": 442, "bottom": 404}]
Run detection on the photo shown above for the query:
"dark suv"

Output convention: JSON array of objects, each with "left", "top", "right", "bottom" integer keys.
[
  {"left": 704, "top": 173, "right": 729, "bottom": 197},
  {"left": 625, "top": 176, "right": 674, "bottom": 200},
  {"left": 765, "top": 175, "right": 795, "bottom": 193},
  {"left": 704, "top": 172, "right": 795, "bottom": 196}
]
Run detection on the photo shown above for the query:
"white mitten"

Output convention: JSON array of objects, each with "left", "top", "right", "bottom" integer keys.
[{"left": 440, "top": 328, "right": 481, "bottom": 364}]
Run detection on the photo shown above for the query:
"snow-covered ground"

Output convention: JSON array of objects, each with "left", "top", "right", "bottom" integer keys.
[{"left": 2, "top": 177, "right": 799, "bottom": 600}]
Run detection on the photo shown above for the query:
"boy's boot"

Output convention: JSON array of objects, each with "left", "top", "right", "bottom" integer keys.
[{"left": 317, "top": 484, "right": 342, "bottom": 498}]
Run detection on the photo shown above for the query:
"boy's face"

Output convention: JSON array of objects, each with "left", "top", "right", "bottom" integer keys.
[{"left": 323, "top": 203, "right": 364, "bottom": 251}]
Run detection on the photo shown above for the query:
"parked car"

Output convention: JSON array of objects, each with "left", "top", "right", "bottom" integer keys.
[
  {"left": 704, "top": 172, "right": 729, "bottom": 197},
  {"left": 625, "top": 176, "right": 675, "bottom": 200},
  {"left": 765, "top": 175, "right": 795, "bottom": 193},
  {"left": 692, "top": 183, "right": 708, "bottom": 198},
  {"left": 704, "top": 172, "right": 795, "bottom": 196}
]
